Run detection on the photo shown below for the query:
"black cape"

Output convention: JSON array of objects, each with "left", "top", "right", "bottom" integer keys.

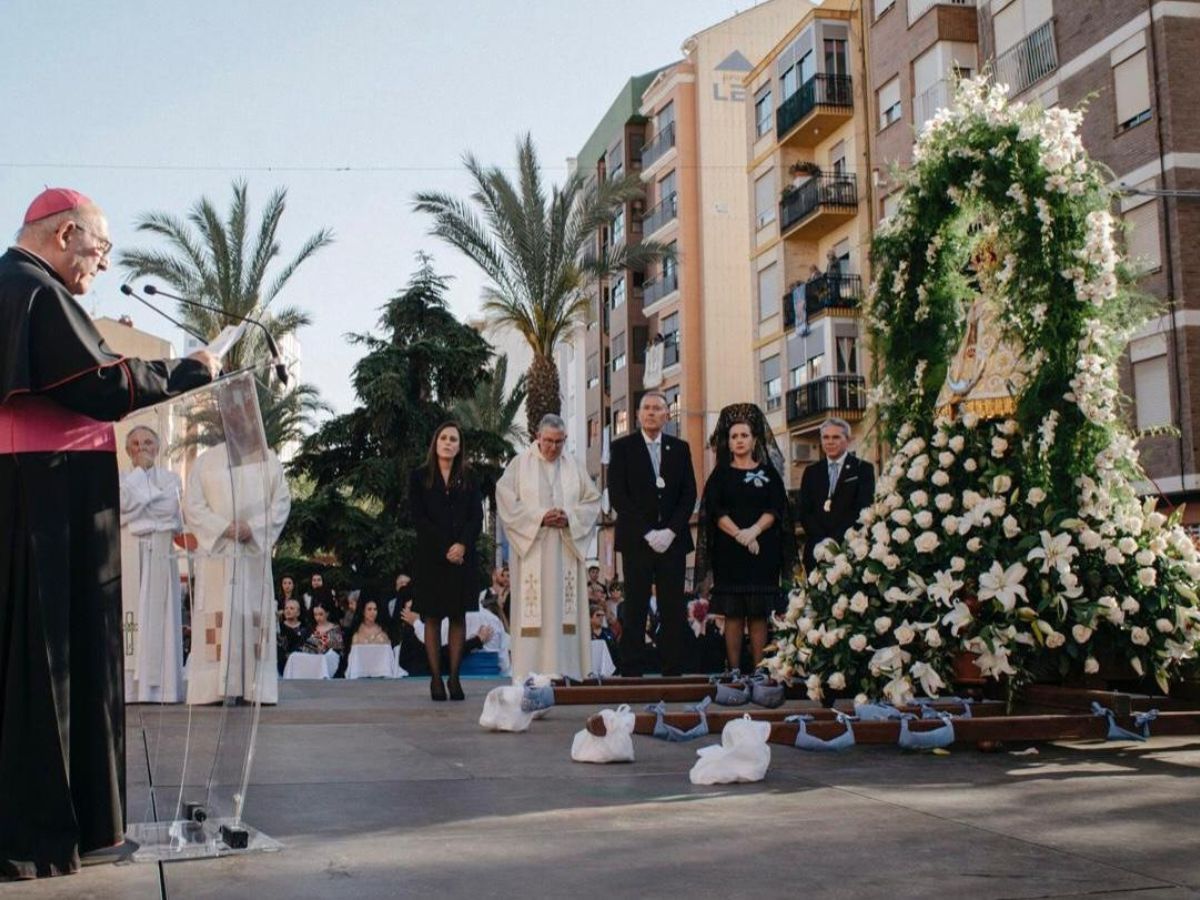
[{"left": 0, "top": 247, "right": 211, "bottom": 879}]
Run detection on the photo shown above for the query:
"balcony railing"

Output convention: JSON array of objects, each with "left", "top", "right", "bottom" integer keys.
[
  {"left": 786, "top": 375, "right": 868, "bottom": 424},
  {"left": 776, "top": 74, "right": 854, "bottom": 138},
  {"left": 782, "top": 274, "right": 863, "bottom": 329},
  {"left": 642, "top": 269, "right": 679, "bottom": 307},
  {"left": 780, "top": 173, "right": 858, "bottom": 233},
  {"left": 914, "top": 79, "right": 951, "bottom": 133},
  {"left": 641, "top": 122, "right": 677, "bottom": 169},
  {"left": 995, "top": 20, "right": 1058, "bottom": 96},
  {"left": 642, "top": 192, "right": 678, "bottom": 236},
  {"left": 907, "top": 0, "right": 974, "bottom": 26}
]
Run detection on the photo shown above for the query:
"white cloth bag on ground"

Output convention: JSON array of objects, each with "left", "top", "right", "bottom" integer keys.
[
  {"left": 689, "top": 715, "right": 772, "bottom": 785},
  {"left": 571, "top": 705, "right": 636, "bottom": 763},
  {"left": 522, "top": 672, "right": 557, "bottom": 720},
  {"left": 480, "top": 685, "right": 535, "bottom": 732}
]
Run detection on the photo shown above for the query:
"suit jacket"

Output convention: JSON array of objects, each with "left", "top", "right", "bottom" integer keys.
[
  {"left": 798, "top": 452, "right": 875, "bottom": 559},
  {"left": 608, "top": 431, "right": 697, "bottom": 555}
]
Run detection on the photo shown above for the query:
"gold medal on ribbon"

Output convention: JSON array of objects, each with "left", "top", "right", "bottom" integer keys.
[{"left": 823, "top": 499, "right": 832, "bottom": 512}]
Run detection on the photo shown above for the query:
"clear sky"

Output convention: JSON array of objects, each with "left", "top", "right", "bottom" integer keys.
[{"left": 0, "top": 0, "right": 767, "bottom": 414}]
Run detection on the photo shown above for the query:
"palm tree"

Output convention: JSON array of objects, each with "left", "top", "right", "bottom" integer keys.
[
  {"left": 415, "top": 134, "right": 669, "bottom": 436},
  {"left": 118, "top": 181, "right": 333, "bottom": 450}
]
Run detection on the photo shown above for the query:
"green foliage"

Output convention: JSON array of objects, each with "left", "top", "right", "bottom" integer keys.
[{"left": 286, "top": 255, "right": 492, "bottom": 582}]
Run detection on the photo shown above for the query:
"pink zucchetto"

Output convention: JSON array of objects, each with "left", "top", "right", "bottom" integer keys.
[{"left": 23, "top": 188, "right": 94, "bottom": 225}]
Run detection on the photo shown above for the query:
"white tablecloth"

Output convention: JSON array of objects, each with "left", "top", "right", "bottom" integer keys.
[
  {"left": 347, "top": 643, "right": 406, "bottom": 679},
  {"left": 590, "top": 639, "right": 616, "bottom": 677},
  {"left": 282, "top": 650, "right": 339, "bottom": 680}
]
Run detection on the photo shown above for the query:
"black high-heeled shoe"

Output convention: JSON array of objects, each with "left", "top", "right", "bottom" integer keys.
[
  {"left": 447, "top": 676, "right": 465, "bottom": 701},
  {"left": 430, "top": 676, "right": 447, "bottom": 702}
]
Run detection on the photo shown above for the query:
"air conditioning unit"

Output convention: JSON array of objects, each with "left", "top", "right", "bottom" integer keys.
[{"left": 791, "top": 442, "right": 819, "bottom": 464}]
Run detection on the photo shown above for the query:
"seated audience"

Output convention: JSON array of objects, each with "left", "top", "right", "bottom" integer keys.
[
  {"left": 590, "top": 603, "right": 620, "bottom": 672},
  {"left": 303, "top": 603, "right": 345, "bottom": 659},
  {"left": 477, "top": 565, "right": 511, "bottom": 630},
  {"left": 277, "top": 598, "right": 309, "bottom": 675}
]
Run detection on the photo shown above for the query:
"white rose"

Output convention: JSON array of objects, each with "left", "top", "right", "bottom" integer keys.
[
  {"left": 938, "top": 451, "right": 955, "bottom": 467},
  {"left": 991, "top": 436, "right": 1009, "bottom": 458},
  {"left": 894, "top": 623, "right": 916, "bottom": 645},
  {"left": 1003, "top": 515, "right": 1020, "bottom": 538},
  {"left": 992, "top": 475, "right": 1012, "bottom": 494},
  {"left": 1156, "top": 618, "right": 1175, "bottom": 634},
  {"left": 1135, "top": 549, "right": 1155, "bottom": 567},
  {"left": 964, "top": 458, "right": 978, "bottom": 472},
  {"left": 1104, "top": 547, "right": 1125, "bottom": 565},
  {"left": 925, "top": 628, "right": 942, "bottom": 648},
  {"left": 854, "top": 693, "right": 869, "bottom": 706},
  {"left": 914, "top": 531, "right": 940, "bottom": 553},
  {"left": 1130, "top": 627, "right": 1151, "bottom": 646},
  {"left": 950, "top": 556, "right": 966, "bottom": 572},
  {"left": 806, "top": 673, "right": 824, "bottom": 701},
  {"left": 949, "top": 435, "right": 965, "bottom": 453},
  {"left": 914, "top": 510, "right": 934, "bottom": 529},
  {"left": 797, "top": 616, "right": 813, "bottom": 634},
  {"left": 935, "top": 493, "right": 954, "bottom": 512},
  {"left": 1045, "top": 630, "right": 1066, "bottom": 649},
  {"left": 1084, "top": 657, "right": 1100, "bottom": 674},
  {"left": 906, "top": 465, "right": 928, "bottom": 483},
  {"left": 1118, "top": 536, "right": 1137, "bottom": 554},
  {"left": 849, "top": 592, "right": 869, "bottom": 614},
  {"left": 806, "top": 629, "right": 822, "bottom": 646},
  {"left": 1027, "top": 487, "right": 1047, "bottom": 506},
  {"left": 1121, "top": 597, "right": 1140, "bottom": 614},
  {"left": 863, "top": 569, "right": 880, "bottom": 584},
  {"left": 827, "top": 672, "right": 847, "bottom": 691},
  {"left": 1072, "top": 624, "right": 1093, "bottom": 643},
  {"left": 911, "top": 490, "right": 929, "bottom": 507},
  {"left": 1137, "top": 567, "right": 1157, "bottom": 587},
  {"left": 962, "top": 412, "right": 979, "bottom": 429},
  {"left": 874, "top": 616, "right": 893, "bottom": 634},
  {"left": 893, "top": 527, "right": 911, "bottom": 545},
  {"left": 822, "top": 630, "right": 841, "bottom": 648},
  {"left": 932, "top": 470, "right": 951, "bottom": 487},
  {"left": 849, "top": 634, "right": 869, "bottom": 652},
  {"left": 967, "top": 537, "right": 982, "bottom": 552},
  {"left": 1079, "top": 529, "right": 1102, "bottom": 550},
  {"left": 942, "top": 515, "right": 960, "bottom": 534},
  {"left": 890, "top": 509, "right": 913, "bottom": 526}
]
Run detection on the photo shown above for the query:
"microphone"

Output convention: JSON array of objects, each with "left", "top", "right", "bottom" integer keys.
[
  {"left": 142, "top": 284, "right": 290, "bottom": 386},
  {"left": 119, "top": 283, "right": 211, "bottom": 346}
]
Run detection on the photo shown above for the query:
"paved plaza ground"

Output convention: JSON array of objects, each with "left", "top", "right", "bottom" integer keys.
[{"left": 8, "top": 678, "right": 1200, "bottom": 899}]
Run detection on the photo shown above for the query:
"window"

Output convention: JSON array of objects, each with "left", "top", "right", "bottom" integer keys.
[
  {"left": 754, "top": 170, "right": 777, "bottom": 229},
  {"left": 662, "top": 312, "right": 681, "bottom": 368},
  {"left": 663, "top": 240, "right": 678, "bottom": 284},
  {"left": 611, "top": 332, "right": 626, "bottom": 372},
  {"left": 830, "top": 140, "right": 846, "bottom": 175},
  {"left": 781, "top": 63, "right": 799, "bottom": 100},
  {"left": 1113, "top": 46, "right": 1151, "bottom": 131},
  {"left": 879, "top": 77, "right": 901, "bottom": 130},
  {"left": 874, "top": 0, "right": 895, "bottom": 19},
  {"left": 807, "top": 353, "right": 826, "bottom": 383},
  {"left": 762, "top": 355, "right": 782, "bottom": 410},
  {"left": 1124, "top": 200, "right": 1162, "bottom": 272},
  {"left": 612, "top": 209, "right": 625, "bottom": 246},
  {"left": 799, "top": 50, "right": 815, "bottom": 87},
  {"left": 656, "top": 101, "right": 675, "bottom": 134},
  {"left": 611, "top": 276, "right": 626, "bottom": 310},
  {"left": 586, "top": 353, "right": 600, "bottom": 390},
  {"left": 881, "top": 191, "right": 900, "bottom": 224},
  {"left": 1132, "top": 337, "right": 1170, "bottom": 430},
  {"left": 790, "top": 364, "right": 805, "bottom": 388},
  {"left": 824, "top": 38, "right": 848, "bottom": 78},
  {"left": 613, "top": 403, "right": 629, "bottom": 436},
  {"left": 835, "top": 336, "right": 859, "bottom": 374},
  {"left": 993, "top": 0, "right": 1052, "bottom": 56},
  {"left": 588, "top": 416, "right": 600, "bottom": 448},
  {"left": 754, "top": 86, "right": 773, "bottom": 138},
  {"left": 657, "top": 169, "right": 677, "bottom": 204},
  {"left": 664, "top": 386, "right": 681, "bottom": 436},
  {"left": 757, "top": 263, "right": 781, "bottom": 321},
  {"left": 833, "top": 237, "right": 851, "bottom": 273}
]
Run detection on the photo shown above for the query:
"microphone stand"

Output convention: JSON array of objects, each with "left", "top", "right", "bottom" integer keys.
[
  {"left": 119, "top": 283, "right": 210, "bottom": 345},
  {"left": 142, "top": 284, "right": 290, "bottom": 387}
]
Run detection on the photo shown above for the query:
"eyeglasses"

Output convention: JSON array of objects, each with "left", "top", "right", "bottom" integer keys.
[{"left": 71, "top": 222, "right": 113, "bottom": 257}]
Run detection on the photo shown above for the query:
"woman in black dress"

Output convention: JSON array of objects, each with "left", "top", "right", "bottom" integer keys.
[
  {"left": 696, "top": 404, "right": 793, "bottom": 672},
  {"left": 409, "top": 422, "right": 483, "bottom": 701}
]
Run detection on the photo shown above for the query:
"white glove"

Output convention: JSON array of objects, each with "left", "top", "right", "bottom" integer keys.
[
  {"left": 644, "top": 529, "right": 675, "bottom": 554},
  {"left": 747, "top": 539, "right": 760, "bottom": 556}
]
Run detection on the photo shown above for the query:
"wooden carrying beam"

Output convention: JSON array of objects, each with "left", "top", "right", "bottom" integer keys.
[{"left": 552, "top": 681, "right": 814, "bottom": 704}]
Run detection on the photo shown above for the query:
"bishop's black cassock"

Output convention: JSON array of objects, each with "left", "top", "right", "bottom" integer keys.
[{"left": 0, "top": 247, "right": 211, "bottom": 878}]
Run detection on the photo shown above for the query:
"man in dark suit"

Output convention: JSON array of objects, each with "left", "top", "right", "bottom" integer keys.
[
  {"left": 798, "top": 417, "right": 875, "bottom": 572},
  {"left": 607, "top": 391, "right": 697, "bottom": 676}
]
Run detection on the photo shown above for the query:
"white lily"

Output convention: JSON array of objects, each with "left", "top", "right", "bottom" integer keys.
[
  {"left": 910, "top": 661, "right": 945, "bottom": 697},
  {"left": 978, "top": 561, "right": 1028, "bottom": 612},
  {"left": 1027, "top": 531, "right": 1079, "bottom": 574},
  {"left": 926, "top": 569, "right": 964, "bottom": 606},
  {"left": 941, "top": 602, "right": 973, "bottom": 637}
]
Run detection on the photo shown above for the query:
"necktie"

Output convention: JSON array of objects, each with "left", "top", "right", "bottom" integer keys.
[
  {"left": 649, "top": 441, "right": 661, "bottom": 477},
  {"left": 828, "top": 460, "right": 841, "bottom": 497}
]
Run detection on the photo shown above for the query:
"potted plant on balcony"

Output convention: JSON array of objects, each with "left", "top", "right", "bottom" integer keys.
[{"left": 788, "top": 160, "right": 822, "bottom": 189}]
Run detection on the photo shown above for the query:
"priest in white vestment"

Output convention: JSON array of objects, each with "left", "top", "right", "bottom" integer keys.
[
  {"left": 119, "top": 425, "right": 185, "bottom": 703},
  {"left": 496, "top": 414, "right": 601, "bottom": 680},
  {"left": 184, "top": 438, "right": 291, "bottom": 705}
]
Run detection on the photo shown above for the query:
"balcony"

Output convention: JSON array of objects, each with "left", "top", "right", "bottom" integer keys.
[
  {"left": 786, "top": 375, "right": 868, "bottom": 425},
  {"left": 642, "top": 269, "right": 679, "bottom": 308},
  {"left": 914, "top": 79, "right": 951, "bottom": 134},
  {"left": 907, "top": 0, "right": 974, "bottom": 26},
  {"left": 995, "top": 20, "right": 1058, "bottom": 96},
  {"left": 642, "top": 192, "right": 678, "bottom": 239},
  {"left": 779, "top": 173, "right": 858, "bottom": 239},
  {"left": 776, "top": 74, "right": 854, "bottom": 147},
  {"left": 641, "top": 122, "right": 677, "bottom": 172},
  {"left": 782, "top": 274, "right": 863, "bottom": 330}
]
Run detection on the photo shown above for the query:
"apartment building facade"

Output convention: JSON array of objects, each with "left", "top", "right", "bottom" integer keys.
[{"left": 743, "top": 0, "right": 873, "bottom": 491}]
